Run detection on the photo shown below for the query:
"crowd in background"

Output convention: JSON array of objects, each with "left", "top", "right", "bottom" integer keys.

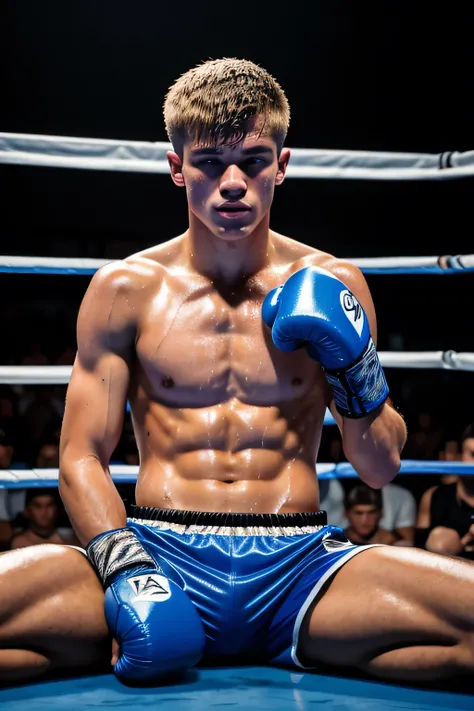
[{"left": 0, "top": 341, "right": 473, "bottom": 565}]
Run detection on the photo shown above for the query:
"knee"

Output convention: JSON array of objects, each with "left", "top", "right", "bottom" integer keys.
[{"left": 425, "top": 527, "right": 462, "bottom": 556}]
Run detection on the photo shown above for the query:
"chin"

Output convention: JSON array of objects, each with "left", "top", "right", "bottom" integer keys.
[{"left": 213, "top": 225, "right": 255, "bottom": 241}]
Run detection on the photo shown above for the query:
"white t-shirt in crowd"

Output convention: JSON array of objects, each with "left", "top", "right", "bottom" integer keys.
[
  {"left": 320, "top": 480, "right": 417, "bottom": 531},
  {"left": 379, "top": 483, "right": 417, "bottom": 531},
  {"left": 0, "top": 489, "right": 26, "bottom": 520}
]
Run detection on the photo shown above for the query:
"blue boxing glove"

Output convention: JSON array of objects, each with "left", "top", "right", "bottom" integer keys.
[
  {"left": 87, "top": 528, "right": 205, "bottom": 683},
  {"left": 262, "top": 266, "right": 389, "bottom": 418}
]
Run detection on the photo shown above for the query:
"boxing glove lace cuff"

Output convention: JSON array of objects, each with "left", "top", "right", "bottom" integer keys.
[
  {"left": 87, "top": 528, "right": 155, "bottom": 587},
  {"left": 323, "top": 338, "right": 389, "bottom": 418}
]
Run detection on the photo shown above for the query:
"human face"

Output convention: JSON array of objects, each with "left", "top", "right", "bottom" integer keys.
[
  {"left": 347, "top": 505, "right": 381, "bottom": 538},
  {"left": 168, "top": 129, "right": 290, "bottom": 241},
  {"left": 27, "top": 495, "right": 57, "bottom": 529}
]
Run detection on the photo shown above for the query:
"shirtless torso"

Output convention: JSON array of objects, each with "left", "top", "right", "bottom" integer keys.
[
  {"left": 58, "top": 231, "right": 369, "bottom": 544},
  {"left": 116, "top": 232, "right": 329, "bottom": 514}
]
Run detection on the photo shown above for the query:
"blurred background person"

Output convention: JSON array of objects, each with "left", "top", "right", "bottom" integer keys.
[
  {"left": 416, "top": 423, "right": 474, "bottom": 559},
  {"left": 378, "top": 481, "right": 416, "bottom": 546},
  {"left": 9, "top": 488, "right": 78, "bottom": 549},
  {"left": 343, "top": 484, "right": 397, "bottom": 546}
]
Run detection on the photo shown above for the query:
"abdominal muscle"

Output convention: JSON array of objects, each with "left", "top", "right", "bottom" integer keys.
[{"left": 133, "top": 398, "right": 323, "bottom": 514}]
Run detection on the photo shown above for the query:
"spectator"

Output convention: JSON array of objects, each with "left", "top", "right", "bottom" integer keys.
[
  {"left": 36, "top": 441, "right": 60, "bottom": 468},
  {"left": 404, "top": 411, "right": 443, "bottom": 460},
  {"left": 416, "top": 423, "right": 474, "bottom": 559},
  {"left": 378, "top": 482, "right": 416, "bottom": 546},
  {"left": 343, "top": 484, "right": 397, "bottom": 546},
  {"left": 438, "top": 438, "right": 460, "bottom": 485},
  {"left": 9, "top": 489, "right": 78, "bottom": 549},
  {"left": 0, "top": 426, "right": 16, "bottom": 549},
  {"left": 324, "top": 478, "right": 417, "bottom": 544}
]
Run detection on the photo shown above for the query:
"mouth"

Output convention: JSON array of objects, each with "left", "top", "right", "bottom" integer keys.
[{"left": 215, "top": 203, "right": 252, "bottom": 219}]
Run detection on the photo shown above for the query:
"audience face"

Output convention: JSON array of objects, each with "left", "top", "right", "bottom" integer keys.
[
  {"left": 26, "top": 494, "right": 58, "bottom": 530},
  {"left": 346, "top": 504, "right": 382, "bottom": 539},
  {"left": 36, "top": 443, "right": 59, "bottom": 468}
]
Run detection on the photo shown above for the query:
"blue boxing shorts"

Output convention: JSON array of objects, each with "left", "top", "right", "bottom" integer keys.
[{"left": 127, "top": 507, "right": 377, "bottom": 669}]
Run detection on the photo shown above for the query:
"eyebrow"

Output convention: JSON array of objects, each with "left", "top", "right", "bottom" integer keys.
[{"left": 190, "top": 145, "right": 274, "bottom": 157}]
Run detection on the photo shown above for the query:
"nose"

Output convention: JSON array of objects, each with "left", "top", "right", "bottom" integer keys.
[{"left": 219, "top": 164, "right": 247, "bottom": 201}]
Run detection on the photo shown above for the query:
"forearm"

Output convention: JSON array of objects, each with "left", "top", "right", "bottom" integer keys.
[
  {"left": 59, "top": 454, "right": 127, "bottom": 546},
  {"left": 341, "top": 403, "right": 406, "bottom": 489}
]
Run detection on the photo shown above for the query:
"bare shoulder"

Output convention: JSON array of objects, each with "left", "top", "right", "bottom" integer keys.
[
  {"left": 293, "top": 251, "right": 366, "bottom": 294},
  {"left": 271, "top": 233, "right": 370, "bottom": 307},
  {"left": 89, "top": 250, "right": 169, "bottom": 296},
  {"left": 81, "top": 244, "right": 178, "bottom": 321}
]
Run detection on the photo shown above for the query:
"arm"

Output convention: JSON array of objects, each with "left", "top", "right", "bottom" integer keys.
[
  {"left": 414, "top": 485, "right": 437, "bottom": 549},
  {"left": 59, "top": 262, "right": 136, "bottom": 546},
  {"left": 416, "top": 486, "right": 436, "bottom": 529},
  {"left": 59, "top": 261, "right": 206, "bottom": 683},
  {"left": 393, "top": 526, "right": 415, "bottom": 545},
  {"left": 324, "top": 261, "right": 407, "bottom": 489},
  {"left": 263, "top": 259, "right": 407, "bottom": 489}
]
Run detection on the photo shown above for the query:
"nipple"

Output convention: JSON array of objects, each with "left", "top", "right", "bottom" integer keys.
[{"left": 162, "top": 376, "right": 174, "bottom": 389}]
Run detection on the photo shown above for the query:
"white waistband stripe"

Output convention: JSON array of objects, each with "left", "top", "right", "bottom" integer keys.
[{"left": 127, "top": 518, "right": 324, "bottom": 537}]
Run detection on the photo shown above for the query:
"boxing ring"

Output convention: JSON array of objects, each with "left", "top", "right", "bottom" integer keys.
[{"left": 1, "top": 133, "right": 474, "bottom": 709}]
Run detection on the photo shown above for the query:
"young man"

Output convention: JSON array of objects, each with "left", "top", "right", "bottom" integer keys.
[
  {"left": 2, "top": 58, "right": 474, "bottom": 686},
  {"left": 343, "top": 484, "right": 397, "bottom": 546},
  {"left": 417, "top": 423, "right": 474, "bottom": 558},
  {"left": 9, "top": 489, "right": 67, "bottom": 549}
]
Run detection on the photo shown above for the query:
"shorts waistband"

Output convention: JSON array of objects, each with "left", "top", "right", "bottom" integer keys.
[{"left": 129, "top": 506, "right": 327, "bottom": 536}]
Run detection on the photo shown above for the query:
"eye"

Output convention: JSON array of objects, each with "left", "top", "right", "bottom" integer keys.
[
  {"left": 245, "top": 157, "right": 265, "bottom": 165},
  {"left": 198, "top": 158, "right": 221, "bottom": 166}
]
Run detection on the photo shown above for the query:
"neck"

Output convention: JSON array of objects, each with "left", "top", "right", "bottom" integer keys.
[
  {"left": 187, "top": 211, "right": 272, "bottom": 282},
  {"left": 29, "top": 524, "right": 56, "bottom": 539}
]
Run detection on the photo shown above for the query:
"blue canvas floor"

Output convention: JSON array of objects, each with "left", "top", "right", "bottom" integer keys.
[{"left": 1, "top": 667, "right": 473, "bottom": 711}]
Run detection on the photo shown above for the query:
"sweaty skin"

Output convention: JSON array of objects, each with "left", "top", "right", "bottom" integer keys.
[{"left": 58, "top": 234, "right": 385, "bottom": 539}]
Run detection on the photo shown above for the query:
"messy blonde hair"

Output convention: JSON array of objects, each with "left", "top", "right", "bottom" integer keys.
[{"left": 163, "top": 58, "right": 290, "bottom": 153}]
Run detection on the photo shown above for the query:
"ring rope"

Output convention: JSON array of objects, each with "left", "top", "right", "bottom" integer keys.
[
  {"left": 2, "top": 132, "right": 474, "bottom": 181},
  {"left": 0, "top": 460, "right": 472, "bottom": 488},
  {"left": 0, "top": 254, "right": 473, "bottom": 276}
]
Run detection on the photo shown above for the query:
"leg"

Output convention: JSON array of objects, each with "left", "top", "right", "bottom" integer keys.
[
  {"left": 0, "top": 544, "right": 110, "bottom": 683},
  {"left": 298, "top": 546, "right": 474, "bottom": 681},
  {"left": 425, "top": 526, "right": 463, "bottom": 556}
]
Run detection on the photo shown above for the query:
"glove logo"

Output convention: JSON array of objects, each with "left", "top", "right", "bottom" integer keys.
[
  {"left": 340, "top": 290, "right": 364, "bottom": 337},
  {"left": 128, "top": 573, "right": 171, "bottom": 602}
]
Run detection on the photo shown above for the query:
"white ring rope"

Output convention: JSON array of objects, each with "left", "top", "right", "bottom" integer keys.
[
  {"left": 1, "top": 350, "right": 474, "bottom": 386},
  {"left": 1, "top": 254, "right": 473, "bottom": 275},
  {"left": 1, "top": 132, "right": 474, "bottom": 181},
  {"left": 1, "top": 461, "right": 473, "bottom": 488}
]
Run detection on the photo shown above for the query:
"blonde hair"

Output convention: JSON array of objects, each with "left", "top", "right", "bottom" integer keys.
[{"left": 163, "top": 58, "right": 290, "bottom": 152}]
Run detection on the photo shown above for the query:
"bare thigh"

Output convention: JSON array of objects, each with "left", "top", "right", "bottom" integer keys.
[
  {"left": 0, "top": 544, "right": 109, "bottom": 682},
  {"left": 298, "top": 546, "right": 474, "bottom": 681}
]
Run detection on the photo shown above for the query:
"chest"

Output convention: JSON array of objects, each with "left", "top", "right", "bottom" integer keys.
[{"left": 135, "top": 289, "right": 320, "bottom": 404}]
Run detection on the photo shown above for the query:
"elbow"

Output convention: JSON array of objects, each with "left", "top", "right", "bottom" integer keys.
[
  {"left": 351, "top": 451, "right": 401, "bottom": 490},
  {"left": 58, "top": 447, "right": 95, "bottom": 491}
]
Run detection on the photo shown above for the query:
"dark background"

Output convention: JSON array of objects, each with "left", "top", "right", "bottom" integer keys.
[{"left": 0, "top": 1, "right": 473, "bottom": 436}]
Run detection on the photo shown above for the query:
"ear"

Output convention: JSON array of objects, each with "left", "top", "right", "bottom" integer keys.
[
  {"left": 275, "top": 147, "right": 291, "bottom": 186},
  {"left": 167, "top": 151, "right": 185, "bottom": 187}
]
